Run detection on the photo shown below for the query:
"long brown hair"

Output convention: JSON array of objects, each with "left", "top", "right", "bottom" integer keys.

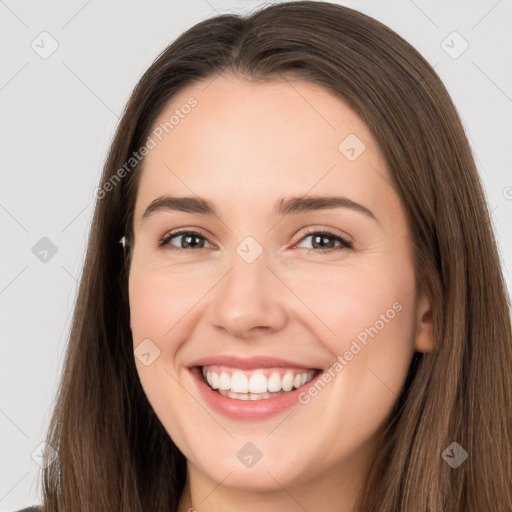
[{"left": 39, "top": 2, "right": 512, "bottom": 510}]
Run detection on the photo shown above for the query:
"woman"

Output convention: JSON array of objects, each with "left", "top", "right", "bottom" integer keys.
[{"left": 26, "top": 1, "right": 512, "bottom": 511}]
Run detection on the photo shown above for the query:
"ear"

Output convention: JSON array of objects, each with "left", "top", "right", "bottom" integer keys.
[{"left": 413, "top": 289, "right": 435, "bottom": 353}]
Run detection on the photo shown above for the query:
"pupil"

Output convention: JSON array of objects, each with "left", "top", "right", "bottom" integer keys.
[
  {"left": 183, "top": 234, "right": 203, "bottom": 248},
  {"left": 313, "top": 234, "right": 334, "bottom": 249}
]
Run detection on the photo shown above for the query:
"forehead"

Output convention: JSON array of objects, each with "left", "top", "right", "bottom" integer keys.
[{"left": 133, "top": 75, "right": 395, "bottom": 224}]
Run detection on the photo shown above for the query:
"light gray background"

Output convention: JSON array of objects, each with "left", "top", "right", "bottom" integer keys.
[{"left": 1, "top": 1, "right": 511, "bottom": 509}]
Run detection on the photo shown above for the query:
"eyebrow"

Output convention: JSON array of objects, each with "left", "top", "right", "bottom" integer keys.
[{"left": 141, "top": 195, "right": 378, "bottom": 223}]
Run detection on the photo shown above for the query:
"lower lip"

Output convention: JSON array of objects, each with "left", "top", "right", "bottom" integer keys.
[{"left": 188, "top": 367, "right": 322, "bottom": 421}]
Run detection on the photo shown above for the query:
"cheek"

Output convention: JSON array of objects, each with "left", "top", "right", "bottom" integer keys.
[
  {"left": 128, "top": 264, "right": 200, "bottom": 341},
  {"left": 128, "top": 266, "right": 197, "bottom": 435},
  {"left": 305, "top": 267, "right": 417, "bottom": 442},
  {"left": 326, "top": 275, "right": 415, "bottom": 358},
  {"left": 279, "top": 253, "right": 416, "bottom": 351},
  {"left": 287, "top": 256, "right": 417, "bottom": 416}
]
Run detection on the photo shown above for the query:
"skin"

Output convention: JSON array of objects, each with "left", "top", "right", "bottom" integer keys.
[{"left": 128, "top": 74, "right": 434, "bottom": 512}]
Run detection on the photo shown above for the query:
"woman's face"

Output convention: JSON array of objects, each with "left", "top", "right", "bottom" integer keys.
[{"left": 128, "top": 75, "right": 432, "bottom": 501}]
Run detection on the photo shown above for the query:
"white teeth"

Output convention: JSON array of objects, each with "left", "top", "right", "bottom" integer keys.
[
  {"left": 203, "top": 367, "right": 316, "bottom": 397},
  {"left": 210, "top": 371, "right": 219, "bottom": 390},
  {"left": 282, "top": 372, "right": 294, "bottom": 392},
  {"left": 218, "top": 389, "right": 276, "bottom": 400},
  {"left": 248, "top": 373, "right": 267, "bottom": 393},
  {"left": 231, "top": 371, "right": 249, "bottom": 393},
  {"left": 218, "top": 372, "right": 231, "bottom": 390},
  {"left": 267, "top": 372, "right": 281, "bottom": 392}
]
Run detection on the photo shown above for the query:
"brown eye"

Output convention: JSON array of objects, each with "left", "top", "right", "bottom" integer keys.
[
  {"left": 158, "top": 228, "right": 352, "bottom": 254},
  {"left": 295, "top": 229, "right": 352, "bottom": 253},
  {"left": 159, "top": 230, "right": 213, "bottom": 250}
]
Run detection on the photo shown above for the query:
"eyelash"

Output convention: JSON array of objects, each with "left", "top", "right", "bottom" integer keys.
[{"left": 158, "top": 228, "right": 353, "bottom": 255}]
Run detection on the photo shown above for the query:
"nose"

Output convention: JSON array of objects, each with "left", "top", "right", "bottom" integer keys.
[{"left": 208, "top": 250, "right": 288, "bottom": 339}]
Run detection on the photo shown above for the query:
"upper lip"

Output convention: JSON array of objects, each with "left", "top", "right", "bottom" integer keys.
[{"left": 187, "top": 355, "right": 320, "bottom": 371}]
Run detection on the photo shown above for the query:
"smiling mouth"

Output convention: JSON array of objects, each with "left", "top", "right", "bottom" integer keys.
[{"left": 197, "top": 365, "right": 322, "bottom": 400}]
